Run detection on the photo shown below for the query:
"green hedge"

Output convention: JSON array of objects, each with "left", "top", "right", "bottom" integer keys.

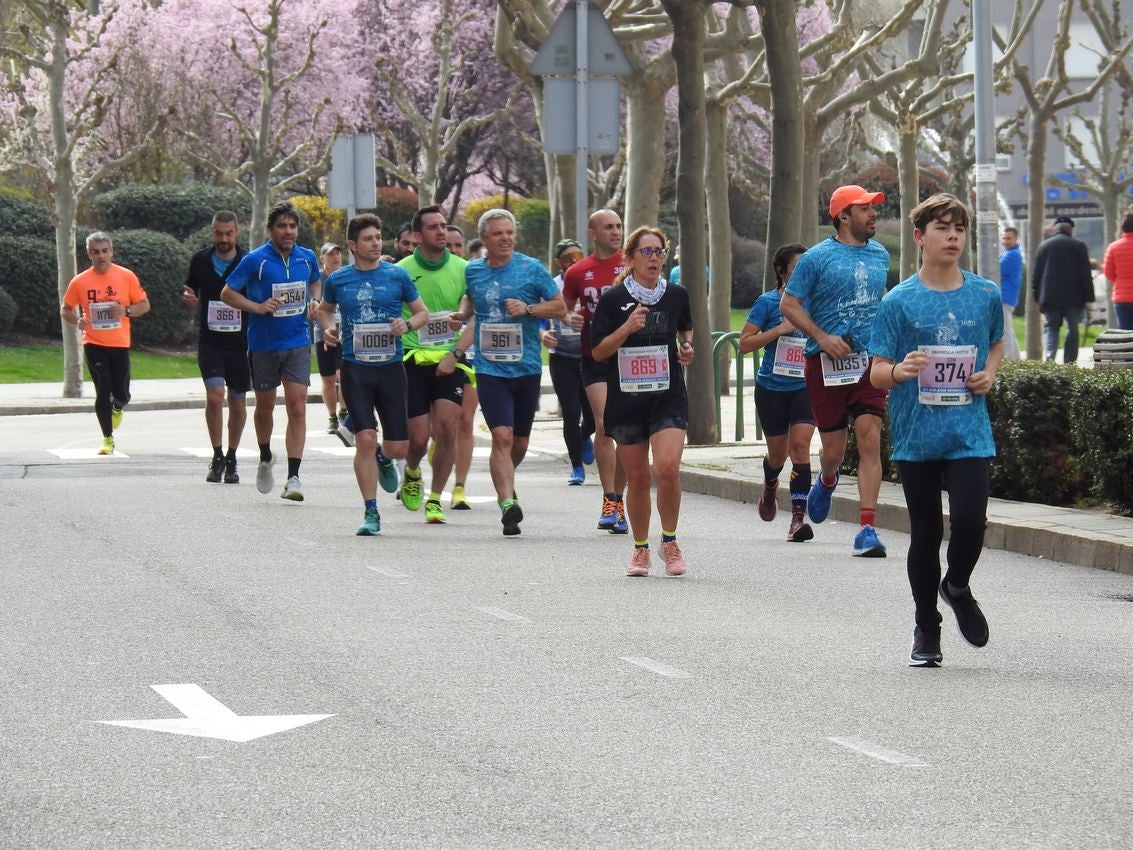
[
  {"left": 0, "top": 236, "right": 60, "bottom": 336},
  {"left": 106, "top": 229, "right": 193, "bottom": 347},
  {"left": 0, "top": 192, "right": 54, "bottom": 240},
  {"left": 514, "top": 198, "right": 550, "bottom": 260},
  {"left": 0, "top": 286, "right": 17, "bottom": 337},
  {"left": 90, "top": 185, "right": 251, "bottom": 241},
  {"left": 840, "top": 361, "right": 1133, "bottom": 513}
]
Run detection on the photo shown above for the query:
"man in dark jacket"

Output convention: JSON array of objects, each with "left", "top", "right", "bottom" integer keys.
[{"left": 1031, "top": 215, "right": 1094, "bottom": 363}]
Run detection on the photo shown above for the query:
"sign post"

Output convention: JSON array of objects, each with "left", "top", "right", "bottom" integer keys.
[{"left": 328, "top": 134, "right": 377, "bottom": 247}]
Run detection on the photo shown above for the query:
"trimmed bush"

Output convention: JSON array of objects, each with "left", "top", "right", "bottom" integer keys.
[
  {"left": 1069, "top": 367, "right": 1133, "bottom": 512},
  {"left": 730, "top": 234, "right": 767, "bottom": 310},
  {"left": 0, "top": 236, "right": 60, "bottom": 336},
  {"left": 375, "top": 186, "right": 420, "bottom": 237},
  {"left": 0, "top": 191, "right": 54, "bottom": 240},
  {"left": 182, "top": 225, "right": 252, "bottom": 255},
  {"left": 291, "top": 194, "right": 346, "bottom": 247},
  {"left": 90, "top": 185, "right": 251, "bottom": 241},
  {"left": 514, "top": 198, "right": 550, "bottom": 259},
  {"left": 108, "top": 229, "right": 193, "bottom": 347},
  {"left": 0, "top": 286, "right": 18, "bottom": 337}
]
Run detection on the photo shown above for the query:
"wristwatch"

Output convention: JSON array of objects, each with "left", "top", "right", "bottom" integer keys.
[
  {"left": 526, "top": 303, "right": 534, "bottom": 316},
  {"left": 451, "top": 347, "right": 466, "bottom": 360},
  {"left": 124, "top": 306, "right": 133, "bottom": 317}
]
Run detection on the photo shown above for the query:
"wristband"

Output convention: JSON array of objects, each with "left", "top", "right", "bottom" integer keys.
[
  {"left": 891, "top": 363, "right": 899, "bottom": 384},
  {"left": 124, "top": 306, "right": 132, "bottom": 317}
]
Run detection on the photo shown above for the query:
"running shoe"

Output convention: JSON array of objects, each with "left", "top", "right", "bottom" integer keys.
[
  {"left": 660, "top": 540, "right": 686, "bottom": 576},
  {"left": 597, "top": 496, "right": 618, "bottom": 530},
  {"left": 909, "top": 625, "right": 943, "bottom": 667},
  {"left": 758, "top": 480, "right": 778, "bottom": 521},
  {"left": 786, "top": 511, "right": 813, "bottom": 543},
  {"left": 451, "top": 484, "right": 471, "bottom": 510},
  {"left": 356, "top": 507, "right": 380, "bottom": 536},
  {"left": 111, "top": 406, "right": 123, "bottom": 430},
  {"left": 206, "top": 457, "right": 224, "bottom": 483},
  {"left": 568, "top": 465, "right": 585, "bottom": 485},
  {"left": 327, "top": 414, "right": 338, "bottom": 434},
  {"left": 400, "top": 472, "right": 422, "bottom": 510},
  {"left": 610, "top": 501, "right": 629, "bottom": 535},
  {"left": 378, "top": 456, "right": 400, "bottom": 494},
  {"left": 97, "top": 436, "right": 115, "bottom": 455},
  {"left": 281, "top": 475, "right": 304, "bottom": 501},
  {"left": 807, "top": 472, "right": 838, "bottom": 523},
  {"left": 223, "top": 458, "right": 240, "bottom": 484},
  {"left": 335, "top": 413, "right": 356, "bottom": 448},
  {"left": 581, "top": 436, "right": 595, "bottom": 465},
  {"left": 938, "top": 578, "right": 989, "bottom": 647},
  {"left": 256, "top": 456, "right": 275, "bottom": 494},
  {"left": 626, "top": 547, "right": 651, "bottom": 577},
  {"left": 851, "top": 524, "right": 887, "bottom": 558},
  {"left": 425, "top": 499, "right": 446, "bottom": 524},
  {"left": 501, "top": 501, "right": 523, "bottom": 536}
]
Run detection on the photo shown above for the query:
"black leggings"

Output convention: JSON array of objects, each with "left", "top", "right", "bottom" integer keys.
[
  {"left": 84, "top": 344, "right": 131, "bottom": 437},
  {"left": 897, "top": 457, "right": 990, "bottom": 628},
  {"left": 549, "top": 354, "right": 595, "bottom": 467}
]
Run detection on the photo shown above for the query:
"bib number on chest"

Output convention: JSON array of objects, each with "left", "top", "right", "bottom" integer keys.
[
  {"left": 917, "top": 345, "right": 975, "bottom": 406},
  {"left": 353, "top": 323, "right": 395, "bottom": 362},
  {"left": 207, "top": 300, "right": 241, "bottom": 332},
  {"left": 771, "top": 335, "right": 806, "bottom": 378},
  {"left": 418, "top": 311, "right": 455, "bottom": 346},
  {"left": 479, "top": 323, "right": 523, "bottom": 362},
  {"left": 820, "top": 350, "right": 869, "bottom": 386},
  {"left": 88, "top": 301, "right": 120, "bottom": 330},
  {"left": 618, "top": 344, "right": 670, "bottom": 393},
  {"left": 271, "top": 281, "right": 307, "bottom": 317}
]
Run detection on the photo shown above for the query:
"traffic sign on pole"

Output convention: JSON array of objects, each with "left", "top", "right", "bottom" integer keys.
[
  {"left": 529, "top": 4, "right": 632, "bottom": 77},
  {"left": 328, "top": 134, "right": 377, "bottom": 211}
]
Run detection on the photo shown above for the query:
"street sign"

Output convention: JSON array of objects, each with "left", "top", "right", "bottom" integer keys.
[
  {"left": 328, "top": 134, "right": 376, "bottom": 211},
  {"left": 529, "top": 5, "right": 632, "bottom": 76},
  {"left": 542, "top": 78, "right": 621, "bottom": 155}
]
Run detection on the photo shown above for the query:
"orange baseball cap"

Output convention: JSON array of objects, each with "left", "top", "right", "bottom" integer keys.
[{"left": 828, "top": 185, "right": 886, "bottom": 218}]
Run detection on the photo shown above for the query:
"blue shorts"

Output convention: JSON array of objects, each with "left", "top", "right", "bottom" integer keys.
[{"left": 476, "top": 373, "right": 541, "bottom": 437}]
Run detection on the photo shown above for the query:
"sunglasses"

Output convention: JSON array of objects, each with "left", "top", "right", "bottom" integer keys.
[{"left": 635, "top": 246, "right": 668, "bottom": 258}]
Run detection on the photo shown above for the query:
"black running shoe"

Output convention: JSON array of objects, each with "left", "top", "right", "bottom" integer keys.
[
  {"left": 909, "top": 625, "right": 943, "bottom": 667},
  {"left": 939, "top": 579, "right": 989, "bottom": 647},
  {"left": 206, "top": 457, "right": 224, "bottom": 483},
  {"left": 223, "top": 457, "right": 239, "bottom": 484},
  {"left": 501, "top": 502, "right": 524, "bottom": 536}
]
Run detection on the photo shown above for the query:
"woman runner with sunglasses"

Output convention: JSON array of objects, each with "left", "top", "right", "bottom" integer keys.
[{"left": 590, "top": 226, "right": 694, "bottom": 577}]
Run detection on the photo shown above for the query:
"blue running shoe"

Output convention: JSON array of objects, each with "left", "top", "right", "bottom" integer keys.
[
  {"left": 581, "top": 436, "right": 595, "bottom": 465},
  {"left": 610, "top": 500, "right": 629, "bottom": 535},
  {"left": 568, "top": 465, "right": 585, "bottom": 485},
  {"left": 852, "top": 524, "right": 887, "bottom": 558},
  {"left": 807, "top": 471, "right": 838, "bottom": 524},
  {"left": 597, "top": 496, "right": 618, "bottom": 530}
]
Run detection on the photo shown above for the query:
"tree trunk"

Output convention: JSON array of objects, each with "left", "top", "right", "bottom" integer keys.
[
  {"left": 758, "top": 0, "right": 805, "bottom": 291},
  {"left": 553, "top": 153, "right": 578, "bottom": 243},
  {"left": 623, "top": 69, "right": 670, "bottom": 233},
  {"left": 705, "top": 98, "right": 733, "bottom": 394},
  {"left": 897, "top": 116, "right": 920, "bottom": 280},
  {"left": 800, "top": 107, "right": 822, "bottom": 247},
  {"left": 1102, "top": 183, "right": 1120, "bottom": 326},
  {"left": 661, "top": 0, "right": 715, "bottom": 444},
  {"left": 1025, "top": 115, "right": 1047, "bottom": 359}
]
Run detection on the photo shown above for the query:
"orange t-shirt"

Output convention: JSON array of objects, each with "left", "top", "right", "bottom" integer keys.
[
  {"left": 1103, "top": 232, "right": 1133, "bottom": 304},
  {"left": 63, "top": 263, "right": 147, "bottom": 348}
]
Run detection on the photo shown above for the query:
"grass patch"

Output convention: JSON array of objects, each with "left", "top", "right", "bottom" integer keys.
[{"left": 0, "top": 341, "right": 199, "bottom": 382}]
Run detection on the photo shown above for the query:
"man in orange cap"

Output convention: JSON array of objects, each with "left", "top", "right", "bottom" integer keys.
[{"left": 780, "top": 184, "right": 891, "bottom": 558}]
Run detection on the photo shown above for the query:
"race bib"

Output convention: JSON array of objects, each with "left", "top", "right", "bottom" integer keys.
[
  {"left": 271, "top": 281, "right": 307, "bottom": 317},
  {"left": 479, "top": 322, "right": 523, "bottom": 362},
  {"left": 206, "top": 300, "right": 241, "bottom": 333},
  {"left": 618, "top": 344, "right": 670, "bottom": 393},
  {"left": 418, "top": 311, "right": 456, "bottom": 346},
  {"left": 771, "top": 335, "right": 806, "bottom": 378},
  {"left": 917, "top": 344, "right": 976, "bottom": 406},
  {"left": 352, "top": 322, "right": 395, "bottom": 363},
  {"left": 89, "top": 301, "right": 120, "bottom": 330},
  {"left": 820, "top": 350, "right": 870, "bottom": 386}
]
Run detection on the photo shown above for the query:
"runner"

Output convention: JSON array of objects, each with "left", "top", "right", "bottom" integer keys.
[
  {"left": 182, "top": 211, "right": 248, "bottom": 482},
  {"left": 221, "top": 201, "right": 321, "bottom": 501},
  {"left": 869, "top": 193, "right": 1002, "bottom": 667},
  {"left": 562, "top": 209, "right": 629, "bottom": 533},
  {"left": 780, "top": 184, "right": 891, "bottom": 557},
  {"left": 397, "top": 205, "right": 474, "bottom": 524},
  {"left": 314, "top": 242, "right": 345, "bottom": 434},
  {"left": 60, "top": 231, "right": 150, "bottom": 455},
  {"left": 317, "top": 213, "right": 430, "bottom": 535},
  {"left": 463, "top": 208, "right": 567, "bottom": 536},
  {"left": 590, "top": 226, "right": 693, "bottom": 577},
  {"left": 739, "top": 243, "right": 816, "bottom": 542}
]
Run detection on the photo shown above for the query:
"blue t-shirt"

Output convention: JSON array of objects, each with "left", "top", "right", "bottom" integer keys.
[
  {"left": 870, "top": 270, "right": 1004, "bottom": 462},
  {"left": 785, "top": 236, "right": 890, "bottom": 357},
  {"left": 998, "top": 245, "right": 1023, "bottom": 307},
  {"left": 323, "top": 263, "right": 419, "bottom": 365},
  {"left": 746, "top": 289, "right": 806, "bottom": 392},
  {"left": 226, "top": 242, "right": 320, "bottom": 352},
  {"left": 465, "top": 252, "right": 560, "bottom": 378}
]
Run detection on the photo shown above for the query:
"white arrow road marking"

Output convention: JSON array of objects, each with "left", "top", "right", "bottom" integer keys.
[
  {"left": 179, "top": 448, "right": 257, "bottom": 459},
  {"left": 619, "top": 656, "right": 691, "bottom": 678},
  {"left": 50, "top": 448, "right": 130, "bottom": 459},
  {"left": 366, "top": 566, "right": 409, "bottom": 578},
  {"left": 308, "top": 446, "right": 356, "bottom": 457},
  {"left": 828, "top": 736, "right": 928, "bottom": 766},
  {"left": 475, "top": 606, "right": 531, "bottom": 623},
  {"left": 97, "top": 684, "right": 334, "bottom": 743}
]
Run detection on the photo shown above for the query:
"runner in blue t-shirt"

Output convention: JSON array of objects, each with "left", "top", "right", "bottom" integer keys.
[
  {"left": 317, "top": 214, "right": 431, "bottom": 537},
  {"left": 781, "top": 184, "right": 891, "bottom": 558},
  {"left": 221, "top": 201, "right": 321, "bottom": 502},
  {"left": 868, "top": 193, "right": 1004, "bottom": 668},
  {"left": 461, "top": 208, "right": 567, "bottom": 536},
  {"left": 739, "top": 244, "right": 816, "bottom": 543}
]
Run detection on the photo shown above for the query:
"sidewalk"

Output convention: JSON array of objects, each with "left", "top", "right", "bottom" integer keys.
[{"left": 4, "top": 371, "right": 1131, "bottom": 576}]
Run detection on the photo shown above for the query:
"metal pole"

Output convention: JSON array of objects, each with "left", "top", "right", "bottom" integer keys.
[
  {"left": 972, "top": 0, "right": 998, "bottom": 283},
  {"left": 575, "top": 0, "right": 589, "bottom": 244}
]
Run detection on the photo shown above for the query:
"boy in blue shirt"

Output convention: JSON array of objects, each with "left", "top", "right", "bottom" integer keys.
[{"left": 869, "top": 193, "right": 1004, "bottom": 668}]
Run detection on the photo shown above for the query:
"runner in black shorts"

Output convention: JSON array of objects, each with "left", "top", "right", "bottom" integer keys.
[
  {"left": 314, "top": 242, "right": 345, "bottom": 434},
  {"left": 590, "top": 226, "right": 693, "bottom": 578},
  {"left": 182, "top": 210, "right": 249, "bottom": 483}
]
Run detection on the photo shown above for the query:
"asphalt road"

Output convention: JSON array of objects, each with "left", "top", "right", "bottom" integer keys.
[{"left": 1, "top": 407, "right": 1132, "bottom": 849}]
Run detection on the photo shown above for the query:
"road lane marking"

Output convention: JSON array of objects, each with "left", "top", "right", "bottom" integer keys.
[
  {"left": 179, "top": 448, "right": 257, "bottom": 458},
  {"left": 619, "top": 656, "right": 691, "bottom": 678},
  {"left": 828, "top": 736, "right": 928, "bottom": 766},
  {"left": 366, "top": 566, "right": 408, "bottom": 579},
  {"left": 308, "top": 447, "right": 356, "bottom": 457},
  {"left": 475, "top": 606, "right": 531, "bottom": 623},
  {"left": 49, "top": 448, "right": 130, "bottom": 459}
]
